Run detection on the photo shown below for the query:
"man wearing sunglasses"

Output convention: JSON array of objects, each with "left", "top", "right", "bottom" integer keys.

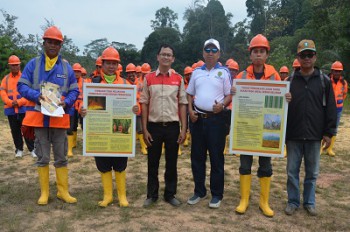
[
  {"left": 186, "top": 38, "right": 232, "bottom": 209},
  {"left": 285, "top": 40, "right": 337, "bottom": 216}
]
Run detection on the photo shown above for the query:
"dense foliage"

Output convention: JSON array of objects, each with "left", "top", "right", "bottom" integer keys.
[{"left": 0, "top": 0, "right": 349, "bottom": 79}]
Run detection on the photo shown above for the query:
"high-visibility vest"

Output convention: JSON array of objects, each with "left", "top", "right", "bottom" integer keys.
[
  {"left": 0, "top": 72, "right": 29, "bottom": 115},
  {"left": 21, "top": 56, "right": 73, "bottom": 128}
]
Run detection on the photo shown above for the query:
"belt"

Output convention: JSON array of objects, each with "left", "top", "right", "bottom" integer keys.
[
  {"left": 197, "top": 112, "right": 215, "bottom": 119},
  {"left": 149, "top": 121, "right": 179, "bottom": 127}
]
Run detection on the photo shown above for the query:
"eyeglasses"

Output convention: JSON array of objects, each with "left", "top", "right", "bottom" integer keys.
[
  {"left": 159, "top": 53, "right": 173, "bottom": 58},
  {"left": 204, "top": 48, "right": 219, "bottom": 54},
  {"left": 298, "top": 53, "right": 315, "bottom": 59}
]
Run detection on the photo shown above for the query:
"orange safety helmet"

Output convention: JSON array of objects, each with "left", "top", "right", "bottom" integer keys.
[
  {"left": 248, "top": 34, "right": 270, "bottom": 51},
  {"left": 331, "top": 61, "right": 343, "bottom": 71},
  {"left": 197, "top": 60, "right": 205, "bottom": 67},
  {"left": 118, "top": 64, "right": 123, "bottom": 72},
  {"left": 81, "top": 67, "right": 87, "bottom": 75},
  {"left": 225, "top": 58, "right": 234, "bottom": 66},
  {"left": 141, "top": 63, "right": 151, "bottom": 74},
  {"left": 43, "top": 26, "right": 64, "bottom": 42},
  {"left": 279, "top": 66, "right": 289, "bottom": 73},
  {"left": 8, "top": 55, "right": 21, "bottom": 65},
  {"left": 228, "top": 60, "right": 239, "bottom": 70},
  {"left": 184, "top": 66, "right": 193, "bottom": 75},
  {"left": 292, "top": 58, "right": 300, "bottom": 68},
  {"left": 95, "top": 56, "right": 102, "bottom": 66},
  {"left": 72, "top": 63, "right": 82, "bottom": 72},
  {"left": 191, "top": 63, "right": 198, "bottom": 69},
  {"left": 126, "top": 63, "right": 136, "bottom": 72},
  {"left": 135, "top": 65, "right": 142, "bottom": 73},
  {"left": 101, "top": 46, "right": 120, "bottom": 62}
]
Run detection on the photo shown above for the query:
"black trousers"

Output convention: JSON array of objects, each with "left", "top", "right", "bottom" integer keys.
[
  {"left": 146, "top": 121, "right": 180, "bottom": 201},
  {"left": 95, "top": 157, "right": 128, "bottom": 173},
  {"left": 8, "top": 114, "right": 34, "bottom": 152}
]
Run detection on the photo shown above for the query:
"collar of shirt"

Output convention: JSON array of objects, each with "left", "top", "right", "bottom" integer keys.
[
  {"left": 201, "top": 62, "right": 221, "bottom": 71},
  {"left": 156, "top": 68, "right": 172, "bottom": 77}
]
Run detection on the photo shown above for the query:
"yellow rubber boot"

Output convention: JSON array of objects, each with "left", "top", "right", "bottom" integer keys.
[
  {"left": 327, "top": 136, "right": 336, "bottom": 157},
  {"left": 138, "top": 133, "right": 148, "bottom": 155},
  {"left": 98, "top": 171, "right": 113, "bottom": 207},
  {"left": 224, "top": 135, "right": 230, "bottom": 155},
  {"left": 259, "top": 177, "right": 274, "bottom": 217},
  {"left": 115, "top": 171, "right": 129, "bottom": 207},
  {"left": 67, "top": 135, "right": 74, "bottom": 157},
  {"left": 55, "top": 167, "right": 77, "bottom": 203},
  {"left": 183, "top": 132, "right": 190, "bottom": 147},
  {"left": 235, "top": 174, "right": 251, "bottom": 214},
  {"left": 37, "top": 166, "right": 50, "bottom": 205},
  {"left": 72, "top": 131, "right": 77, "bottom": 148},
  {"left": 178, "top": 146, "right": 182, "bottom": 156},
  {"left": 284, "top": 145, "right": 287, "bottom": 158}
]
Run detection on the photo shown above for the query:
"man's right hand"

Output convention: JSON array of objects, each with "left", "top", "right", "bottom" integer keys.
[{"left": 143, "top": 129, "right": 153, "bottom": 147}]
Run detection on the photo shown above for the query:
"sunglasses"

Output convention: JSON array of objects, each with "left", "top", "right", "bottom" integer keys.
[
  {"left": 204, "top": 48, "right": 219, "bottom": 54},
  {"left": 298, "top": 53, "right": 315, "bottom": 59}
]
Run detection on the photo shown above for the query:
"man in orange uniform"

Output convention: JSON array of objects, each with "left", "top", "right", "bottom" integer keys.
[
  {"left": 234, "top": 34, "right": 291, "bottom": 217},
  {"left": 80, "top": 46, "right": 139, "bottom": 208},
  {"left": 67, "top": 63, "right": 83, "bottom": 157},
  {"left": 279, "top": 66, "right": 289, "bottom": 81},
  {"left": 183, "top": 66, "right": 193, "bottom": 147},
  {"left": 326, "top": 61, "right": 348, "bottom": 156},
  {"left": 91, "top": 56, "right": 102, "bottom": 82},
  {"left": 136, "top": 63, "right": 152, "bottom": 155},
  {"left": 1, "top": 55, "right": 36, "bottom": 158},
  {"left": 17, "top": 26, "right": 79, "bottom": 205}
]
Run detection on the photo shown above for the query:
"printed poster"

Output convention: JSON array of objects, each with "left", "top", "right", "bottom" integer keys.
[
  {"left": 83, "top": 83, "right": 136, "bottom": 157},
  {"left": 229, "top": 79, "right": 290, "bottom": 157}
]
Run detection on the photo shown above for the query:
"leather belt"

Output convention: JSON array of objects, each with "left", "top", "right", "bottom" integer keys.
[
  {"left": 149, "top": 121, "right": 179, "bottom": 127},
  {"left": 197, "top": 112, "right": 215, "bottom": 119}
]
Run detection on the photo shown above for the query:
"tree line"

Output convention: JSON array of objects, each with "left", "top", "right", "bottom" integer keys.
[{"left": 0, "top": 0, "right": 349, "bottom": 79}]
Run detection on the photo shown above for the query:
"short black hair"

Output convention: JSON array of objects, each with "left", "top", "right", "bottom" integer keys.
[{"left": 157, "top": 44, "right": 175, "bottom": 56}]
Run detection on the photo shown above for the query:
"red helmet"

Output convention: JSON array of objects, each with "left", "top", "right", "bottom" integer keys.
[
  {"left": 126, "top": 63, "right": 136, "bottom": 72},
  {"left": 81, "top": 67, "right": 87, "bottom": 75},
  {"left": 292, "top": 59, "right": 300, "bottom": 68},
  {"left": 225, "top": 58, "right": 234, "bottom": 66},
  {"left": 8, "top": 55, "right": 21, "bottom": 65},
  {"left": 197, "top": 60, "right": 205, "bottom": 67},
  {"left": 95, "top": 56, "right": 102, "bottom": 66},
  {"left": 228, "top": 60, "right": 239, "bottom": 71},
  {"left": 331, "top": 61, "right": 343, "bottom": 71},
  {"left": 141, "top": 63, "right": 151, "bottom": 74},
  {"left": 249, "top": 34, "right": 270, "bottom": 51},
  {"left": 135, "top": 65, "right": 142, "bottom": 73},
  {"left": 101, "top": 46, "right": 120, "bottom": 62},
  {"left": 43, "top": 26, "right": 63, "bottom": 42},
  {"left": 279, "top": 66, "right": 289, "bottom": 73},
  {"left": 72, "top": 63, "right": 82, "bottom": 72},
  {"left": 184, "top": 66, "right": 193, "bottom": 75}
]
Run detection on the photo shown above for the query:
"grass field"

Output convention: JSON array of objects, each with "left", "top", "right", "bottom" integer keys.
[{"left": 0, "top": 97, "right": 349, "bottom": 232}]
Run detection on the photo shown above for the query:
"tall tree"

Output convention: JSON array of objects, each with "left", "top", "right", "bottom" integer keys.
[
  {"left": 151, "top": 7, "right": 179, "bottom": 31},
  {"left": 246, "top": 0, "right": 268, "bottom": 35}
]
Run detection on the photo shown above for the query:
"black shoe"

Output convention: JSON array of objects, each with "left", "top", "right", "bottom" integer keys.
[
  {"left": 304, "top": 205, "right": 317, "bottom": 216},
  {"left": 143, "top": 198, "right": 157, "bottom": 207},
  {"left": 165, "top": 197, "right": 181, "bottom": 207}
]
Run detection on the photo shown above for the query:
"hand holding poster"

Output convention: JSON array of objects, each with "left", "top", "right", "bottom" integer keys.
[
  {"left": 229, "top": 79, "right": 290, "bottom": 157},
  {"left": 83, "top": 83, "right": 136, "bottom": 157}
]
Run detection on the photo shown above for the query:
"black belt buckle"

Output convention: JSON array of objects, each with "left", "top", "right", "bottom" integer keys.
[
  {"left": 161, "top": 122, "right": 168, "bottom": 126},
  {"left": 201, "top": 113, "right": 209, "bottom": 119}
]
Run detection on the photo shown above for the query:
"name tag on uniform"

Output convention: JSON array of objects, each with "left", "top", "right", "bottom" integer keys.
[{"left": 56, "top": 74, "right": 67, "bottom": 79}]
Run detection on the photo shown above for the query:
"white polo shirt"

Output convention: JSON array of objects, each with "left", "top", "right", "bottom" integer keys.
[{"left": 186, "top": 63, "right": 231, "bottom": 112}]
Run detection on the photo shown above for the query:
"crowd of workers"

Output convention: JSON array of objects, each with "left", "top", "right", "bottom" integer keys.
[{"left": 0, "top": 26, "right": 347, "bottom": 218}]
